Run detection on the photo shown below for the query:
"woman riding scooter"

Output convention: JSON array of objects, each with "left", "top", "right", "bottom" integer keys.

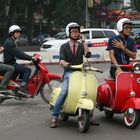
[{"left": 50, "top": 22, "right": 92, "bottom": 128}]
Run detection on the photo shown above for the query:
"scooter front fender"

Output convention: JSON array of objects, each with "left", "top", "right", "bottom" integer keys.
[
  {"left": 121, "top": 97, "right": 140, "bottom": 112},
  {"left": 76, "top": 98, "right": 94, "bottom": 111}
]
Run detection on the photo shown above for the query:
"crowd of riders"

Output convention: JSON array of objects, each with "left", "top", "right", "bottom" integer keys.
[{"left": 0, "top": 17, "right": 138, "bottom": 128}]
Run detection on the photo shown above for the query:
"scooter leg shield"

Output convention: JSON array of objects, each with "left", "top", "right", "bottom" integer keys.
[{"left": 76, "top": 98, "right": 94, "bottom": 111}]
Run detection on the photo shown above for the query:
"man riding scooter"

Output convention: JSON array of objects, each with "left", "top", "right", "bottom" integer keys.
[
  {"left": 50, "top": 22, "right": 93, "bottom": 128},
  {"left": 97, "top": 18, "right": 140, "bottom": 129},
  {"left": 107, "top": 18, "right": 137, "bottom": 78},
  {"left": 3, "top": 25, "right": 36, "bottom": 97},
  {"left": 0, "top": 46, "right": 14, "bottom": 94}
]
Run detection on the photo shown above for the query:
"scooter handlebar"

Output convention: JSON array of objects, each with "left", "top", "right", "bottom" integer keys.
[
  {"left": 111, "top": 64, "right": 133, "bottom": 70},
  {"left": 65, "top": 65, "right": 81, "bottom": 71},
  {"left": 90, "top": 67, "right": 103, "bottom": 73},
  {"left": 66, "top": 63, "right": 103, "bottom": 73}
]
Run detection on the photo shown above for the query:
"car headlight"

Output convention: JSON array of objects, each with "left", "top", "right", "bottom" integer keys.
[
  {"left": 82, "top": 62, "right": 91, "bottom": 71},
  {"left": 133, "top": 62, "right": 140, "bottom": 72}
]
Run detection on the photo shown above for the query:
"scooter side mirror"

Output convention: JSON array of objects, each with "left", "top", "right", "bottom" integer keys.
[
  {"left": 90, "top": 67, "right": 103, "bottom": 73},
  {"left": 82, "top": 62, "right": 91, "bottom": 71},
  {"left": 133, "top": 62, "right": 140, "bottom": 73}
]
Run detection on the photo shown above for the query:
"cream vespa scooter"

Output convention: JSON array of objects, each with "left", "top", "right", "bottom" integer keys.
[{"left": 42, "top": 62, "right": 102, "bottom": 132}]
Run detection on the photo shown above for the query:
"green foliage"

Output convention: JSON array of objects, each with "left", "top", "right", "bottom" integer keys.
[
  {"left": 100, "top": 0, "right": 113, "bottom": 6},
  {"left": 52, "top": 0, "right": 85, "bottom": 27},
  {"left": 132, "top": 0, "right": 140, "bottom": 11}
]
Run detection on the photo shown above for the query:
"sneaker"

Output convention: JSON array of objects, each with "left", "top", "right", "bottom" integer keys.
[
  {"left": 18, "top": 86, "right": 30, "bottom": 97},
  {"left": 50, "top": 117, "right": 58, "bottom": 128}
]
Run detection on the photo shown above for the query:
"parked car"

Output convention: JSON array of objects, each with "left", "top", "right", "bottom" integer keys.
[
  {"left": 54, "top": 32, "right": 68, "bottom": 39},
  {"left": 16, "top": 34, "right": 28, "bottom": 46},
  {"left": 32, "top": 34, "right": 51, "bottom": 45},
  {"left": 40, "top": 28, "right": 119, "bottom": 51}
]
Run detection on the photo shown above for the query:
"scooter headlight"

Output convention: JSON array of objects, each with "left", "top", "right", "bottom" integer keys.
[
  {"left": 82, "top": 62, "right": 91, "bottom": 71},
  {"left": 82, "top": 91, "right": 88, "bottom": 97},
  {"left": 133, "top": 62, "right": 140, "bottom": 73}
]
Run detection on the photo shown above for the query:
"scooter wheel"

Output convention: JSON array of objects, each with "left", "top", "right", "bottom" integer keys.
[
  {"left": 0, "top": 98, "right": 5, "bottom": 104},
  {"left": 124, "top": 108, "right": 140, "bottom": 129},
  {"left": 104, "top": 110, "right": 114, "bottom": 119},
  {"left": 40, "top": 79, "right": 61, "bottom": 103},
  {"left": 78, "top": 110, "right": 90, "bottom": 133}
]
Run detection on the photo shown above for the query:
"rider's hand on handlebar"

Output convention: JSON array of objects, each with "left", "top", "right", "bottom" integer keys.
[
  {"left": 60, "top": 60, "right": 70, "bottom": 68},
  {"left": 115, "top": 68, "right": 123, "bottom": 77},
  {"left": 32, "top": 56, "right": 37, "bottom": 61}
]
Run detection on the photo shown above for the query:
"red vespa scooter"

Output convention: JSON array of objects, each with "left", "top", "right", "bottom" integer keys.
[{"left": 97, "top": 62, "right": 140, "bottom": 129}]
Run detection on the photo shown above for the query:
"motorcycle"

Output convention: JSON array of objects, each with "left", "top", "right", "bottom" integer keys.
[
  {"left": 0, "top": 53, "right": 61, "bottom": 104},
  {"left": 43, "top": 62, "right": 102, "bottom": 133},
  {"left": 97, "top": 62, "right": 140, "bottom": 129}
]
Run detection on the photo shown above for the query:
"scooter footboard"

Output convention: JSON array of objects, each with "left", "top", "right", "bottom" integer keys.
[
  {"left": 76, "top": 98, "right": 94, "bottom": 111},
  {"left": 121, "top": 97, "right": 140, "bottom": 112}
]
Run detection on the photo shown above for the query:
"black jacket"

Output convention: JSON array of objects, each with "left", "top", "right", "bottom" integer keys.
[
  {"left": 3, "top": 37, "right": 32, "bottom": 65},
  {"left": 59, "top": 41, "right": 91, "bottom": 65}
]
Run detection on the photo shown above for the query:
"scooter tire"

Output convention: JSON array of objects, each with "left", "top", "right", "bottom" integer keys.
[
  {"left": 78, "top": 110, "right": 90, "bottom": 133},
  {"left": 40, "top": 80, "right": 61, "bottom": 103},
  {"left": 124, "top": 109, "right": 140, "bottom": 129}
]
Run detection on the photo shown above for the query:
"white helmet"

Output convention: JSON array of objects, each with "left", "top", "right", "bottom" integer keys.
[
  {"left": 116, "top": 18, "right": 132, "bottom": 32},
  {"left": 8, "top": 25, "right": 21, "bottom": 35},
  {"left": 65, "top": 22, "right": 80, "bottom": 37}
]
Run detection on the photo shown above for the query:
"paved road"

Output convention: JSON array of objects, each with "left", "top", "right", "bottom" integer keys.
[{"left": 0, "top": 63, "right": 140, "bottom": 140}]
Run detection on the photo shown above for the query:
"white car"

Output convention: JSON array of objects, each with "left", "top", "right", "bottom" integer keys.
[{"left": 40, "top": 28, "right": 119, "bottom": 62}]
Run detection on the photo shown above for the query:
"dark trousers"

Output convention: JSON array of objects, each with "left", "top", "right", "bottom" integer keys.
[
  {"left": 12, "top": 63, "right": 31, "bottom": 86},
  {"left": 110, "top": 66, "right": 129, "bottom": 79}
]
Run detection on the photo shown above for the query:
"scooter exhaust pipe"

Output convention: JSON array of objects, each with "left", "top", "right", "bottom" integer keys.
[
  {"left": 0, "top": 93, "right": 14, "bottom": 98},
  {"left": 0, "top": 93, "right": 5, "bottom": 97}
]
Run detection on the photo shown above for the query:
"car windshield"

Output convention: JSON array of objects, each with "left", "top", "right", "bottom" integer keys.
[
  {"left": 104, "top": 30, "right": 116, "bottom": 38},
  {"left": 54, "top": 32, "right": 68, "bottom": 39}
]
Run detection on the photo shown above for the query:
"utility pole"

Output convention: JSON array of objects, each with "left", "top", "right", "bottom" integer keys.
[
  {"left": 87, "top": 0, "right": 94, "bottom": 27},
  {"left": 85, "top": 0, "right": 88, "bottom": 28}
]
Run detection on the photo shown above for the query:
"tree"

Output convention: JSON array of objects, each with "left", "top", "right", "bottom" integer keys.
[
  {"left": 132, "top": 0, "right": 140, "bottom": 11},
  {"left": 43, "top": 0, "right": 85, "bottom": 35},
  {"left": 100, "top": 0, "right": 113, "bottom": 6},
  {"left": 7, "top": 0, "right": 17, "bottom": 27}
]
